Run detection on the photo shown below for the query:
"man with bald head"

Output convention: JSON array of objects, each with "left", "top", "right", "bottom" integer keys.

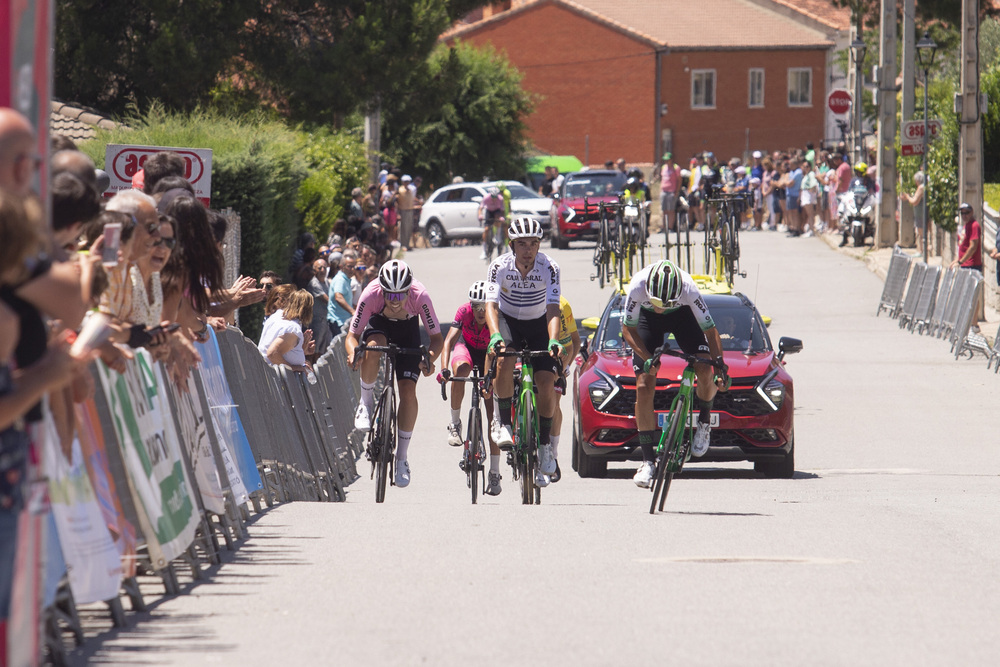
[
  {"left": 51, "top": 149, "right": 98, "bottom": 190},
  {"left": 0, "top": 107, "right": 39, "bottom": 195}
]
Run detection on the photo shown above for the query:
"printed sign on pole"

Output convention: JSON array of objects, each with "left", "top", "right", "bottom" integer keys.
[{"left": 105, "top": 144, "right": 213, "bottom": 206}]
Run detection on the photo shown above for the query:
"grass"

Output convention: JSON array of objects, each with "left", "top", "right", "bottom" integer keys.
[{"left": 985, "top": 183, "right": 1000, "bottom": 211}]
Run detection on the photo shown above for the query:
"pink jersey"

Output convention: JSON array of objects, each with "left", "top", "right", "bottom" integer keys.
[
  {"left": 349, "top": 278, "right": 440, "bottom": 336},
  {"left": 452, "top": 302, "right": 490, "bottom": 350}
]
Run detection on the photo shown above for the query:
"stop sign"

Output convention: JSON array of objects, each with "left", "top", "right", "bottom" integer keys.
[{"left": 828, "top": 89, "right": 852, "bottom": 115}]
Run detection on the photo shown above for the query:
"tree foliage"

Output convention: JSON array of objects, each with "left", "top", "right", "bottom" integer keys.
[{"left": 381, "top": 42, "right": 533, "bottom": 187}]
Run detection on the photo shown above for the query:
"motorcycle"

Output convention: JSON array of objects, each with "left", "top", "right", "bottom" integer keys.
[{"left": 837, "top": 178, "right": 876, "bottom": 247}]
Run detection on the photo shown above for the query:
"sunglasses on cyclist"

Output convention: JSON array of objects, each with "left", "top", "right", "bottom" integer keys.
[
  {"left": 385, "top": 290, "right": 408, "bottom": 302},
  {"left": 648, "top": 296, "right": 678, "bottom": 309},
  {"left": 153, "top": 237, "right": 177, "bottom": 249},
  {"left": 471, "top": 302, "right": 486, "bottom": 313}
]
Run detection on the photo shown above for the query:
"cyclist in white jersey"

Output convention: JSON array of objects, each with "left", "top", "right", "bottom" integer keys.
[
  {"left": 621, "top": 260, "right": 729, "bottom": 488},
  {"left": 485, "top": 217, "right": 562, "bottom": 488}
]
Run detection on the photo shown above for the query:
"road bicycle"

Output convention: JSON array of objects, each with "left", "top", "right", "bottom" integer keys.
[
  {"left": 355, "top": 337, "right": 429, "bottom": 503},
  {"left": 647, "top": 346, "right": 725, "bottom": 514},
  {"left": 495, "top": 348, "right": 563, "bottom": 505},
  {"left": 591, "top": 199, "right": 616, "bottom": 289},
  {"left": 706, "top": 193, "right": 749, "bottom": 286},
  {"left": 666, "top": 195, "right": 694, "bottom": 273},
  {"left": 439, "top": 365, "right": 494, "bottom": 504},
  {"left": 619, "top": 195, "right": 648, "bottom": 283},
  {"left": 482, "top": 212, "right": 507, "bottom": 263}
]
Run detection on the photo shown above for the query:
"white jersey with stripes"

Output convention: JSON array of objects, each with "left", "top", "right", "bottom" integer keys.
[{"left": 486, "top": 251, "right": 561, "bottom": 320}]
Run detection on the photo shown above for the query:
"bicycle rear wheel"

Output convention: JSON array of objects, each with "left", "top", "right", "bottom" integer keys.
[
  {"left": 638, "top": 208, "right": 647, "bottom": 267},
  {"left": 372, "top": 390, "right": 394, "bottom": 503},
  {"left": 650, "top": 406, "right": 684, "bottom": 514}
]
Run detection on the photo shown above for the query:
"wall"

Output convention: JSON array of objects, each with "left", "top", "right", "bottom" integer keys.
[
  {"left": 454, "top": 3, "right": 656, "bottom": 166},
  {"left": 660, "top": 48, "right": 828, "bottom": 164}
]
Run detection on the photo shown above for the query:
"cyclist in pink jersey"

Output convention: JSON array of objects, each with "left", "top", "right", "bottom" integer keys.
[
  {"left": 478, "top": 186, "right": 507, "bottom": 260},
  {"left": 345, "top": 260, "right": 443, "bottom": 488},
  {"left": 439, "top": 281, "right": 501, "bottom": 495}
]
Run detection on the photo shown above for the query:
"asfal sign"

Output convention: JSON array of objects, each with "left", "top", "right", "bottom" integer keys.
[
  {"left": 105, "top": 145, "right": 213, "bottom": 205},
  {"left": 827, "top": 89, "right": 852, "bottom": 115},
  {"left": 900, "top": 119, "right": 942, "bottom": 157}
]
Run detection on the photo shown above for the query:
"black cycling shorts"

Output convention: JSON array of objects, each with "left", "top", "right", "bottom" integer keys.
[
  {"left": 362, "top": 314, "right": 422, "bottom": 382},
  {"left": 497, "top": 311, "right": 559, "bottom": 376},
  {"left": 631, "top": 306, "right": 710, "bottom": 374},
  {"left": 483, "top": 208, "right": 503, "bottom": 226}
]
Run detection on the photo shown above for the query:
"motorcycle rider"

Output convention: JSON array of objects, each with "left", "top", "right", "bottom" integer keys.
[{"left": 838, "top": 162, "right": 876, "bottom": 248}]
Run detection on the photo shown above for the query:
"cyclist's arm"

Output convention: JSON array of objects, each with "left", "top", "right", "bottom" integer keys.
[
  {"left": 561, "top": 329, "right": 582, "bottom": 369},
  {"left": 704, "top": 326, "right": 724, "bottom": 360},
  {"left": 344, "top": 331, "right": 360, "bottom": 365},
  {"left": 546, "top": 302, "right": 561, "bottom": 344},
  {"left": 425, "top": 332, "right": 444, "bottom": 374},
  {"left": 622, "top": 324, "right": 652, "bottom": 363},
  {"left": 440, "top": 324, "right": 461, "bottom": 370},
  {"left": 485, "top": 301, "right": 501, "bottom": 337}
]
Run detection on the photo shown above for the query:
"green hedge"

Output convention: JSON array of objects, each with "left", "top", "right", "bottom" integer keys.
[{"left": 82, "top": 106, "right": 366, "bottom": 340}]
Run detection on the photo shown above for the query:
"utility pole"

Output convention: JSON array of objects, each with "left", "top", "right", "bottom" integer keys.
[
  {"left": 875, "top": 0, "right": 898, "bottom": 248},
  {"left": 364, "top": 98, "right": 382, "bottom": 186},
  {"left": 898, "top": 0, "right": 916, "bottom": 248},
  {"left": 847, "top": 24, "right": 859, "bottom": 161},
  {"left": 957, "top": 0, "right": 984, "bottom": 319}
]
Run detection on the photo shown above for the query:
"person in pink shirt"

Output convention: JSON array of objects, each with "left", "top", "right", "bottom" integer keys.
[
  {"left": 832, "top": 153, "right": 852, "bottom": 222},
  {"left": 658, "top": 152, "right": 681, "bottom": 232},
  {"left": 345, "top": 260, "right": 443, "bottom": 487}
]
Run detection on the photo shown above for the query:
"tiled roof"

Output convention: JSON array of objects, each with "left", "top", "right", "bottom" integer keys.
[
  {"left": 445, "top": 0, "right": 837, "bottom": 48},
  {"left": 764, "top": 0, "right": 851, "bottom": 31},
  {"left": 49, "top": 101, "right": 117, "bottom": 144}
]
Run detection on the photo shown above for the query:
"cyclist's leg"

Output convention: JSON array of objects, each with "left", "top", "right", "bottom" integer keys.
[
  {"left": 356, "top": 327, "right": 388, "bottom": 428},
  {"left": 449, "top": 342, "right": 474, "bottom": 413},
  {"left": 630, "top": 310, "right": 668, "bottom": 463},
  {"left": 493, "top": 312, "right": 518, "bottom": 445}
]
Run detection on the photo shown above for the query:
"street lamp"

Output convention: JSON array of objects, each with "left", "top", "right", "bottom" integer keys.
[
  {"left": 851, "top": 37, "right": 867, "bottom": 164},
  {"left": 916, "top": 30, "right": 938, "bottom": 263}
]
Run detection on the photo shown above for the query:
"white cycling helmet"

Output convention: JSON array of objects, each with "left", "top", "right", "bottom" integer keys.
[
  {"left": 379, "top": 259, "right": 413, "bottom": 293},
  {"left": 487, "top": 186, "right": 501, "bottom": 197},
  {"left": 468, "top": 280, "right": 488, "bottom": 303},
  {"left": 646, "top": 260, "right": 683, "bottom": 308},
  {"left": 508, "top": 216, "right": 543, "bottom": 240}
]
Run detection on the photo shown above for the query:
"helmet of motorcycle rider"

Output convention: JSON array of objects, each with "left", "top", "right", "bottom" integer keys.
[{"left": 854, "top": 162, "right": 868, "bottom": 175}]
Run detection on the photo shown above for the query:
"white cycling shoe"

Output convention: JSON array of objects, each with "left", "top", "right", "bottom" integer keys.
[
  {"left": 485, "top": 471, "right": 502, "bottom": 496},
  {"left": 495, "top": 424, "right": 514, "bottom": 450},
  {"left": 354, "top": 402, "right": 371, "bottom": 432},
  {"left": 534, "top": 468, "right": 550, "bottom": 488},
  {"left": 692, "top": 422, "right": 711, "bottom": 457},
  {"left": 633, "top": 461, "right": 655, "bottom": 488},
  {"left": 538, "top": 444, "right": 556, "bottom": 475},
  {"left": 395, "top": 459, "right": 411, "bottom": 488},
  {"left": 446, "top": 421, "right": 463, "bottom": 447}
]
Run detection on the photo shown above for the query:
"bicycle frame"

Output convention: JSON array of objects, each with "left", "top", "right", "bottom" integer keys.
[{"left": 441, "top": 369, "right": 493, "bottom": 504}]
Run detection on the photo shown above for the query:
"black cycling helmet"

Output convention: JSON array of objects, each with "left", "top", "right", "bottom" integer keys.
[
  {"left": 627, "top": 168, "right": 643, "bottom": 180},
  {"left": 625, "top": 176, "right": 641, "bottom": 190}
]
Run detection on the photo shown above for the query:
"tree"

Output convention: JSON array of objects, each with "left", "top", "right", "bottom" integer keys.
[
  {"left": 55, "top": 0, "right": 256, "bottom": 115},
  {"left": 380, "top": 41, "right": 533, "bottom": 187}
]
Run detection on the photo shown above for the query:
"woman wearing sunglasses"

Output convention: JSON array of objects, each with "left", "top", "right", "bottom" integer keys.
[
  {"left": 621, "top": 260, "right": 729, "bottom": 489},
  {"left": 345, "top": 260, "right": 443, "bottom": 488}
]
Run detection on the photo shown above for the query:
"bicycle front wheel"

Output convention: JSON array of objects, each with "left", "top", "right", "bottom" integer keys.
[
  {"left": 468, "top": 406, "right": 482, "bottom": 505},
  {"left": 650, "top": 406, "right": 684, "bottom": 514},
  {"left": 372, "top": 392, "right": 394, "bottom": 503},
  {"left": 519, "top": 399, "right": 535, "bottom": 505}
]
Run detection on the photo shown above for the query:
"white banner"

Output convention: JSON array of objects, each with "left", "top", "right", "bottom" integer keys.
[{"left": 168, "top": 372, "right": 226, "bottom": 515}]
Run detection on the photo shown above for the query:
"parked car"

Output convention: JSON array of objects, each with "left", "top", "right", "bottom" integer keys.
[
  {"left": 549, "top": 170, "right": 627, "bottom": 249},
  {"left": 571, "top": 291, "right": 802, "bottom": 479},
  {"left": 418, "top": 180, "right": 551, "bottom": 248}
]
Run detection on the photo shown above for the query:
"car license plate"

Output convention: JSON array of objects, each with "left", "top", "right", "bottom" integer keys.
[
  {"left": 589, "top": 221, "right": 599, "bottom": 229},
  {"left": 657, "top": 412, "right": 719, "bottom": 428}
]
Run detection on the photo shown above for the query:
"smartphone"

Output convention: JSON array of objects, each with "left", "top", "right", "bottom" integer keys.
[
  {"left": 102, "top": 222, "right": 122, "bottom": 267},
  {"left": 147, "top": 322, "right": 181, "bottom": 337}
]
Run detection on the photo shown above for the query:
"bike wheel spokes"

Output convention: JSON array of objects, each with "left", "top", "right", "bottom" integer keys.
[{"left": 649, "top": 404, "right": 684, "bottom": 514}]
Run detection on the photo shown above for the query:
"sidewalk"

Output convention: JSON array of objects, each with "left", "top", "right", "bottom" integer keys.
[{"left": 815, "top": 229, "right": 999, "bottom": 340}]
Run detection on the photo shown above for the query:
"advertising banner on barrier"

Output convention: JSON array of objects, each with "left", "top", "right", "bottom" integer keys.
[
  {"left": 44, "top": 431, "right": 123, "bottom": 605},
  {"left": 198, "top": 329, "right": 262, "bottom": 498},
  {"left": 167, "top": 373, "right": 226, "bottom": 515},
  {"left": 96, "top": 351, "right": 198, "bottom": 568},
  {"left": 76, "top": 399, "right": 138, "bottom": 578}
]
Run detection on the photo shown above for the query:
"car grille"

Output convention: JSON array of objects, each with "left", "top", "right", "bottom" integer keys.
[
  {"left": 600, "top": 386, "right": 774, "bottom": 417},
  {"left": 593, "top": 428, "right": 637, "bottom": 443},
  {"left": 588, "top": 429, "right": 781, "bottom": 448}
]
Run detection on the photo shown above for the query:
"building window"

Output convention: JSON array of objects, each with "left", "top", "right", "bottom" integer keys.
[
  {"left": 749, "top": 69, "right": 765, "bottom": 108},
  {"left": 788, "top": 68, "right": 812, "bottom": 107},
  {"left": 691, "top": 70, "right": 716, "bottom": 109}
]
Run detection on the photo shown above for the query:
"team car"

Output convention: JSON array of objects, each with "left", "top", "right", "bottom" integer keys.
[
  {"left": 548, "top": 169, "right": 627, "bottom": 249},
  {"left": 571, "top": 291, "right": 802, "bottom": 478}
]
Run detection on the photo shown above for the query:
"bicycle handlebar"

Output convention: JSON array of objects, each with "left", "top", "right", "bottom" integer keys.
[
  {"left": 650, "top": 346, "right": 725, "bottom": 369},
  {"left": 493, "top": 348, "right": 565, "bottom": 377},
  {"left": 354, "top": 342, "right": 430, "bottom": 371},
  {"left": 438, "top": 369, "right": 494, "bottom": 401}
]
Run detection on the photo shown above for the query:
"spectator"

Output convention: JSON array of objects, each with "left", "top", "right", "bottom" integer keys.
[
  {"left": 539, "top": 166, "right": 556, "bottom": 197},
  {"left": 328, "top": 219, "right": 347, "bottom": 248},
  {"left": 263, "top": 283, "right": 295, "bottom": 320},
  {"left": 901, "top": 172, "right": 926, "bottom": 256},
  {"left": 603, "top": 160, "right": 614, "bottom": 169},
  {"left": 51, "top": 149, "right": 98, "bottom": 191},
  {"left": 749, "top": 177, "right": 764, "bottom": 230},
  {"left": 151, "top": 175, "right": 195, "bottom": 197},
  {"left": 616, "top": 157, "right": 627, "bottom": 174},
  {"left": 142, "top": 152, "right": 185, "bottom": 195},
  {"left": 259, "top": 271, "right": 282, "bottom": 299},
  {"left": 349, "top": 188, "right": 364, "bottom": 222},
  {"left": 951, "top": 203, "right": 983, "bottom": 273},
  {"left": 799, "top": 160, "right": 820, "bottom": 236},
  {"left": 657, "top": 153, "right": 681, "bottom": 232},
  {"left": 306, "top": 258, "right": 331, "bottom": 358},
  {"left": 51, "top": 172, "right": 101, "bottom": 253},
  {"left": 293, "top": 248, "right": 319, "bottom": 289},
  {"left": 50, "top": 134, "right": 77, "bottom": 153},
  {"left": 398, "top": 175, "right": 417, "bottom": 251},
  {"left": 361, "top": 184, "right": 379, "bottom": 218},
  {"left": 102, "top": 192, "right": 162, "bottom": 324},
  {"left": 751, "top": 151, "right": 764, "bottom": 181},
  {"left": 833, "top": 153, "right": 852, "bottom": 223},
  {"left": 327, "top": 249, "right": 357, "bottom": 337},
  {"left": 0, "top": 108, "right": 39, "bottom": 197},
  {"left": 258, "top": 289, "right": 314, "bottom": 373},
  {"left": 781, "top": 160, "right": 804, "bottom": 236},
  {"left": 381, "top": 175, "right": 400, "bottom": 242},
  {"left": 289, "top": 232, "right": 316, "bottom": 280}
]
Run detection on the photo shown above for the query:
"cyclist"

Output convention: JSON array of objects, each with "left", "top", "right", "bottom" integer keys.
[
  {"left": 548, "top": 295, "right": 582, "bottom": 483},
  {"left": 345, "top": 260, "right": 443, "bottom": 488},
  {"left": 626, "top": 168, "right": 652, "bottom": 203},
  {"left": 478, "top": 186, "right": 506, "bottom": 260},
  {"left": 621, "top": 260, "right": 729, "bottom": 488},
  {"left": 486, "top": 216, "right": 562, "bottom": 488},
  {"left": 440, "top": 280, "right": 502, "bottom": 496}
]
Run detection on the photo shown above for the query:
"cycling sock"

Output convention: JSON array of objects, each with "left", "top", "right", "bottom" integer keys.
[
  {"left": 539, "top": 416, "right": 553, "bottom": 445},
  {"left": 698, "top": 397, "right": 714, "bottom": 424},
  {"left": 490, "top": 454, "right": 500, "bottom": 472},
  {"left": 549, "top": 434, "right": 560, "bottom": 459},
  {"left": 450, "top": 408, "right": 461, "bottom": 424},
  {"left": 638, "top": 430, "right": 657, "bottom": 462},
  {"left": 498, "top": 396, "right": 513, "bottom": 426},
  {"left": 360, "top": 379, "right": 376, "bottom": 409},
  {"left": 396, "top": 430, "right": 412, "bottom": 462}
]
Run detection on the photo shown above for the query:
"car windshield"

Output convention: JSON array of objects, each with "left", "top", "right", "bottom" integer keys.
[
  {"left": 597, "top": 302, "right": 771, "bottom": 353},
  {"left": 563, "top": 173, "right": 626, "bottom": 199},
  {"left": 505, "top": 183, "right": 538, "bottom": 199}
]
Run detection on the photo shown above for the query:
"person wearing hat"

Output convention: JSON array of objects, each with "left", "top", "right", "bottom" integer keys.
[
  {"left": 397, "top": 174, "right": 416, "bottom": 251},
  {"left": 952, "top": 203, "right": 983, "bottom": 273},
  {"left": 658, "top": 152, "right": 681, "bottom": 232},
  {"left": 751, "top": 151, "right": 764, "bottom": 181}
]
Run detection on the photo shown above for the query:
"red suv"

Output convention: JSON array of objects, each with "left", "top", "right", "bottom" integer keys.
[
  {"left": 571, "top": 292, "right": 802, "bottom": 478},
  {"left": 549, "top": 170, "right": 627, "bottom": 249}
]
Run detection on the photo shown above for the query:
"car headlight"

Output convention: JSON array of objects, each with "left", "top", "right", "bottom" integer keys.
[
  {"left": 587, "top": 368, "right": 619, "bottom": 411},
  {"left": 755, "top": 374, "right": 786, "bottom": 411}
]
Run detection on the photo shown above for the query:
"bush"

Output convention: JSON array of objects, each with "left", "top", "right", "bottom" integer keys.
[{"left": 82, "top": 106, "right": 366, "bottom": 341}]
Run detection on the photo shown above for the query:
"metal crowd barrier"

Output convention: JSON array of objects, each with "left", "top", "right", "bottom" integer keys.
[
  {"left": 897, "top": 262, "right": 927, "bottom": 330},
  {"left": 927, "top": 268, "right": 956, "bottom": 337},
  {"left": 877, "top": 248, "right": 913, "bottom": 318},
  {"left": 909, "top": 265, "right": 940, "bottom": 335},
  {"left": 40, "top": 326, "right": 365, "bottom": 664}
]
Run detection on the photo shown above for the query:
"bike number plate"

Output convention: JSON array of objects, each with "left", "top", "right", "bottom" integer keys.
[{"left": 657, "top": 412, "right": 719, "bottom": 428}]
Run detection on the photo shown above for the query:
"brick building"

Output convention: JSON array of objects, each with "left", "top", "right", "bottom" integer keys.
[{"left": 445, "top": 0, "right": 850, "bottom": 166}]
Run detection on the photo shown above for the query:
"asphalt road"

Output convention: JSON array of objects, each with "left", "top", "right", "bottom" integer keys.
[{"left": 73, "top": 231, "right": 1000, "bottom": 666}]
